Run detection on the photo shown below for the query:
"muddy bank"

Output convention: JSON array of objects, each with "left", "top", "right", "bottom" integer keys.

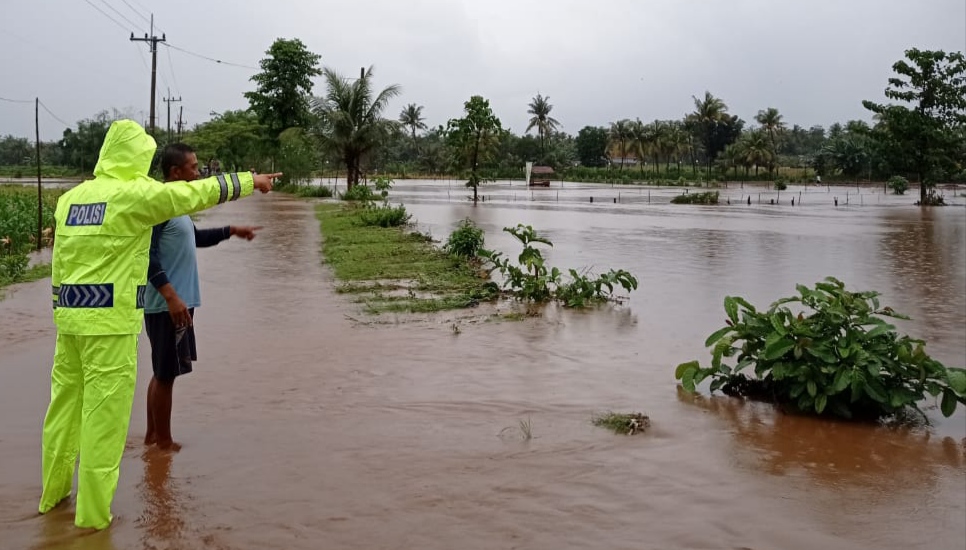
[{"left": 0, "top": 193, "right": 963, "bottom": 549}]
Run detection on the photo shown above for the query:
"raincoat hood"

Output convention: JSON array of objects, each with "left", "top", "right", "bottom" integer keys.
[{"left": 92, "top": 120, "right": 157, "bottom": 180}]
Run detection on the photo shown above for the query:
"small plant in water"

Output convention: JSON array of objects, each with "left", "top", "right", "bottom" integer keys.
[
  {"left": 444, "top": 218, "right": 485, "bottom": 259},
  {"left": 592, "top": 412, "right": 650, "bottom": 435},
  {"left": 674, "top": 277, "right": 966, "bottom": 421},
  {"left": 499, "top": 416, "right": 534, "bottom": 440},
  {"left": 480, "top": 224, "right": 638, "bottom": 307}
]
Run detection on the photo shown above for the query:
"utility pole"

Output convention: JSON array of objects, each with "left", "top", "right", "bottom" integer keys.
[
  {"left": 163, "top": 89, "right": 181, "bottom": 142},
  {"left": 130, "top": 14, "right": 165, "bottom": 134},
  {"left": 35, "top": 98, "right": 42, "bottom": 251},
  {"left": 176, "top": 106, "right": 184, "bottom": 140}
]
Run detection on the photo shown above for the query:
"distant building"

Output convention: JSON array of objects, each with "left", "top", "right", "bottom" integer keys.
[{"left": 529, "top": 165, "right": 554, "bottom": 187}]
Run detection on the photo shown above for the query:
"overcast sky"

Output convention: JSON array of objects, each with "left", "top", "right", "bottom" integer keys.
[{"left": 2, "top": 0, "right": 964, "bottom": 141}]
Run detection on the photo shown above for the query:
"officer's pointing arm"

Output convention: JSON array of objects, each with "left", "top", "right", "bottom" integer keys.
[{"left": 130, "top": 172, "right": 278, "bottom": 230}]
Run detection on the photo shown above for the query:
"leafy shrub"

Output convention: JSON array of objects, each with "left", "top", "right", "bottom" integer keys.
[
  {"left": 888, "top": 176, "right": 909, "bottom": 195},
  {"left": 444, "top": 218, "right": 485, "bottom": 258},
  {"left": 675, "top": 277, "right": 966, "bottom": 420},
  {"left": 480, "top": 224, "right": 638, "bottom": 307},
  {"left": 340, "top": 184, "right": 375, "bottom": 202},
  {"left": 556, "top": 268, "right": 639, "bottom": 308},
  {"left": 774, "top": 176, "right": 788, "bottom": 191},
  {"left": 358, "top": 203, "right": 411, "bottom": 228},
  {"left": 0, "top": 253, "right": 29, "bottom": 285},
  {"left": 671, "top": 191, "right": 719, "bottom": 204}
]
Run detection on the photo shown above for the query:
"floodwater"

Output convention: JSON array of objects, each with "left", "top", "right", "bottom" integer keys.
[{"left": 1, "top": 179, "right": 964, "bottom": 550}]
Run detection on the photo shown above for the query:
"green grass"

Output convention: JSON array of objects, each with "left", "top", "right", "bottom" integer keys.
[
  {"left": 317, "top": 203, "right": 495, "bottom": 314},
  {"left": 592, "top": 412, "right": 651, "bottom": 435}
]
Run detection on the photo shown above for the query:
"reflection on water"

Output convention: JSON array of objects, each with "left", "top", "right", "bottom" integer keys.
[
  {"left": 138, "top": 449, "right": 185, "bottom": 546},
  {"left": 680, "top": 389, "right": 964, "bottom": 487}
]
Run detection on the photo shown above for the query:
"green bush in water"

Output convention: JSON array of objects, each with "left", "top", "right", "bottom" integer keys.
[{"left": 675, "top": 277, "right": 966, "bottom": 421}]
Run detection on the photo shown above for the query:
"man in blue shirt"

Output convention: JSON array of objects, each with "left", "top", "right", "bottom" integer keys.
[{"left": 144, "top": 143, "right": 261, "bottom": 451}]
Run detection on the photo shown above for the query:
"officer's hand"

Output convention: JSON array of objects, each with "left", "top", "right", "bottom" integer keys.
[
  {"left": 230, "top": 225, "right": 263, "bottom": 241},
  {"left": 253, "top": 173, "right": 282, "bottom": 194},
  {"left": 166, "top": 295, "right": 192, "bottom": 328}
]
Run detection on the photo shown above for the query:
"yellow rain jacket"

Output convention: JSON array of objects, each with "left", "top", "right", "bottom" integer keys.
[{"left": 40, "top": 120, "right": 255, "bottom": 530}]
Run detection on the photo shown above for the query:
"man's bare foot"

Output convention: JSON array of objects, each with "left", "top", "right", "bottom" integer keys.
[{"left": 155, "top": 440, "right": 182, "bottom": 452}]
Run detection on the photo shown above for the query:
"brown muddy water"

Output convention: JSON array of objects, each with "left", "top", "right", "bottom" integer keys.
[{"left": 1, "top": 180, "right": 964, "bottom": 550}]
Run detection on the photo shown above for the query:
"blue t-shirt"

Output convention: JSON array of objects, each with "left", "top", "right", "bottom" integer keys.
[{"left": 145, "top": 215, "right": 230, "bottom": 314}]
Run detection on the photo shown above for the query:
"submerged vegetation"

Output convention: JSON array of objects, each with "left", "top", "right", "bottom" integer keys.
[
  {"left": 480, "top": 225, "right": 638, "bottom": 308},
  {"left": 675, "top": 278, "right": 966, "bottom": 421},
  {"left": 317, "top": 203, "right": 495, "bottom": 314},
  {"left": 670, "top": 191, "right": 719, "bottom": 205},
  {"left": 592, "top": 412, "right": 651, "bottom": 435},
  {"left": 317, "top": 202, "right": 639, "bottom": 315}
]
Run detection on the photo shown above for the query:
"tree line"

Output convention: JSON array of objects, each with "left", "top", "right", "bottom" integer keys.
[{"left": 2, "top": 43, "right": 963, "bottom": 205}]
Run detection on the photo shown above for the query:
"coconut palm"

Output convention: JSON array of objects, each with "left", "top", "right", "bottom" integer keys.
[
  {"left": 739, "top": 130, "right": 774, "bottom": 176},
  {"left": 755, "top": 107, "right": 786, "bottom": 173},
  {"left": 608, "top": 119, "right": 633, "bottom": 171},
  {"left": 399, "top": 103, "right": 427, "bottom": 155},
  {"left": 312, "top": 66, "right": 401, "bottom": 188},
  {"left": 666, "top": 121, "right": 690, "bottom": 172},
  {"left": 526, "top": 93, "right": 561, "bottom": 156},
  {"left": 687, "top": 91, "right": 729, "bottom": 175}
]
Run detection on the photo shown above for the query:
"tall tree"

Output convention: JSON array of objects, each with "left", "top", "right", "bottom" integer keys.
[
  {"left": 525, "top": 93, "right": 561, "bottom": 157},
  {"left": 608, "top": 119, "right": 633, "bottom": 170},
  {"left": 245, "top": 38, "right": 322, "bottom": 145},
  {"left": 687, "top": 91, "right": 729, "bottom": 175},
  {"left": 737, "top": 129, "right": 774, "bottom": 176},
  {"left": 312, "top": 66, "right": 401, "bottom": 188},
  {"left": 446, "top": 96, "right": 502, "bottom": 203},
  {"left": 863, "top": 48, "right": 966, "bottom": 204},
  {"left": 755, "top": 107, "right": 785, "bottom": 173},
  {"left": 575, "top": 126, "right": 608, "bottom": 168},
  {"left": 398, "top": 103, "right": 427, "bottom": 155},
  {"left": 184, "top": 110, "right": 270, "bottom": 172}
]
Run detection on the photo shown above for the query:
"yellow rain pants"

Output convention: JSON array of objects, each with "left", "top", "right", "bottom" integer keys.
[{"left": 39, "top": 333, "right": 138, "bottom": 529}]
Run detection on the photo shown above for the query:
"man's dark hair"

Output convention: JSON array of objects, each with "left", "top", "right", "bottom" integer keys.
[{"left": 160, "top": 143, "right": 196, "bottom": 179}]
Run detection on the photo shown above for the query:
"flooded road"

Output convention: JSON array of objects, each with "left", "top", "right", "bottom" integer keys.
[{"left": 1, "top": 183, "right": 964, "bottom": 549}]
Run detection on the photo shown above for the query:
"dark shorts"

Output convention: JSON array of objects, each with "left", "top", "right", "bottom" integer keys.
[{"left": 144, "top": 309, "right": 198, "bottom": 382}]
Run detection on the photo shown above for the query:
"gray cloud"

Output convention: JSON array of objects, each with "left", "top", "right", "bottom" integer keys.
[{"left": 1, "top": 0, "right": 964, "bottom": 141}]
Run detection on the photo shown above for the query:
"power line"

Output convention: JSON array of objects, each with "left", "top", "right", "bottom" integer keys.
[
  {"left": 162, "top": 42, "right": 258, "bottom": 70},
  {"left": 165, "top": 46, "right": 182, "bottom": 97},
  {"left": 118, "top": 0, "right": 151, "bottom": 24},
  {"left": 0, "top": 95, "right": 33, "bottom": 104},
  {"left": 82, "top": 0, "right": 131, "bottom": 33},
  {"left": 98, "top": 0, "right": 147, "bottom": 34},
  {"left": 38, "top": 100, "right": 72, "bottom": 128}
]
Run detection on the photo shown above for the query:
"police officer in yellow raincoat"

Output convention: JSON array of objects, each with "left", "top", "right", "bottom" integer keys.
[{"left": 39, "top": 120, "right": 280, "bottom": 530}]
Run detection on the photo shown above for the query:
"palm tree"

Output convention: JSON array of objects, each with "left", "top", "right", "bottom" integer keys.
[
  {"left": 399, "top": 103, "right": 427, "bottom": 155},
  {"left": 755, "top": 107, "right": 785, "bottom": 173},
  {"left": 313, "top": 66, "right": 401, "bottom": 188},
  {"left": 739, "top": 130, "right": 774, "bottom": 177},
  {"left": 526, "top": 93, "right": 561, "bottom": 157},
  {"left": 626, "top": 119, "right": 651, "bottom": 175},
  {"left": 687, "top": 91, "right": 729, "bottom": 176},
  {"left": 608, "top": 119, "right": 633, "bottom": 171},
  {"left": 666, "top": 121, "right": 690, "bottom": 173}
]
